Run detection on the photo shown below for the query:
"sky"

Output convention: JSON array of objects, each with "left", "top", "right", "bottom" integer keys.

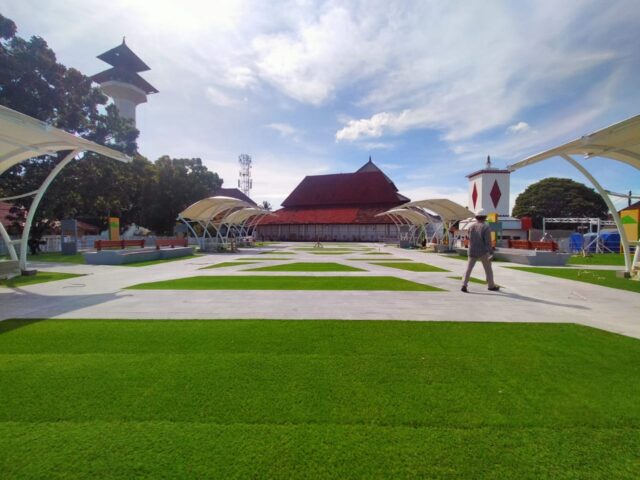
[{"left": 4, "top": 0, "right": 640, "bottom": 211}]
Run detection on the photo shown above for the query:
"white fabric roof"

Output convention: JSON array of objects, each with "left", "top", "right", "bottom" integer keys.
[
  {"left": 224, "top": 207, "right": 272, "bottom": 224},
  {"left": 509, "top": 114, "right": 640, "bottom": 171},
  {"left": 403, "top": 199, "right": 474, "bottom": 222},
  {"left": 179, "top": 196, "right": 252, "bottom": 222},
  {"left": 377, "top": 208, "right": 429, "bottom": 225},
  {"left": 0, "top": 105, "right": 130, "bottom": 175}
]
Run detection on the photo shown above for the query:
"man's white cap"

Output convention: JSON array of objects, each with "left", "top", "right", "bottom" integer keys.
[{"left": 475, "top": 208, "right": 487, "bottom": 217}]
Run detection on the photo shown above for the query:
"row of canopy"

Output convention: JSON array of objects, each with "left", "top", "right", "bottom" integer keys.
[
  {"left": 377, "top": 199, "right": 474, "bottom": 246},
  {"left": 178, "top": 196, "right": 272, "bottom": 248}
]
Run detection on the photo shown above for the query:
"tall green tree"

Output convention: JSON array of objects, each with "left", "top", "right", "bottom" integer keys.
[{"left": 512, "top": 177, "right": 608, "bottom": 228}]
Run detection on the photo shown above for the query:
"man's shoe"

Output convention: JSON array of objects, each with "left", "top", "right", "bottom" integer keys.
[
  {"left": 488, "top": 286, "right": 500, "bottom": 291},
  {"left": 461, "top": 286, "right": 468, "bottom": 293}
]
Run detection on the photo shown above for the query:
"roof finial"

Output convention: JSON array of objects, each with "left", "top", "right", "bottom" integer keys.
[
  {"left": 122, "top": 36, "right": 126, "bottom": 45},
  {"left": 486, "top": 155, "right": 491, "bottom": 168},
  {"left": 368, "top": 155, "right": 372, "bottom": 163}
]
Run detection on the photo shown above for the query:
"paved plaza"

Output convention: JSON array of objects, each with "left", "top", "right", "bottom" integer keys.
[{"left": 1, "top": 243, "right": 638, "bottom": 339}]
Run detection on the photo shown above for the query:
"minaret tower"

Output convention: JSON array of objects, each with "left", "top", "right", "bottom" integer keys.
[
  {"left": 91, "top": 38, "right": 158, "bottom": 126},
  {"left": 466, "top": 155, "right": 511, "bottom": 216}
]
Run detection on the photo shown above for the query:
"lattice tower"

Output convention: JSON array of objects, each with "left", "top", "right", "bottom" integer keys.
[{"left": 238, "top": 154, "right": 253, "bottom": 197}]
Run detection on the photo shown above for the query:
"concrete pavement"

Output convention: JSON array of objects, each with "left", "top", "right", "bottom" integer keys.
[{"left": 1, "top": 243, "right": 638, "bottom": 339}]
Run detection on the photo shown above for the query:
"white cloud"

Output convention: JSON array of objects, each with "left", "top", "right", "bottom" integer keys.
[
  {"left": 205, "top": 86, "right": 240, "bottom": 107},
  {"left": 507, "top": 122, "right": 531, "bottom": 134},
  {"left": 266, "top": 123, "right": 297, "bottom": 137}
]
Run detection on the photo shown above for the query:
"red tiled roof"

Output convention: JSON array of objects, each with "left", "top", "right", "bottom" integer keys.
[
  {"left": 282, "top": 171, "right": 409, "bottom": 207},
  {"left": 260, "top": 206, "right": 396, "bottom": 225}
]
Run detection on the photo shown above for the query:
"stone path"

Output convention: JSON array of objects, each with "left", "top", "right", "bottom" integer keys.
[{"left": 1, "top": 243, "right": 638, "bottom": 339}]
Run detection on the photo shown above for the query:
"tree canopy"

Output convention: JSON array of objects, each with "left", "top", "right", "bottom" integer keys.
[
  {"left": 0, "top": 14, "right": 224, "bottom": 236},
  {"left": 512, "top": 177, "right": 608, "bottom": 228}
]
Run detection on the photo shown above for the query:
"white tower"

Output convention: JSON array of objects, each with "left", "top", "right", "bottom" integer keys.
[
  {"left": 467, "top": 156, "right": 511, "bottom": 216},
  {"left": 91, "top": 39, "right": 158, "bottom": 126},
  {"left": 238, "top": 154, "right": 253, "bottom": 197}
]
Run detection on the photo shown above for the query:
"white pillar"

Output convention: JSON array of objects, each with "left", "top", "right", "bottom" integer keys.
[
  {"left": 561, "top": 154, "right": 633, "bottom": 274},
  {"left": 19, "top": 149, "right": 81, "bottom": 271}
]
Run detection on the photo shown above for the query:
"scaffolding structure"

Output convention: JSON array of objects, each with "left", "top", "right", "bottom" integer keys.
[
  {"left": 542, "top": 217, "right": 617, "bottom": 253},
  {"left": 238, "top": 154, "right": 253, "bottom": 197}
]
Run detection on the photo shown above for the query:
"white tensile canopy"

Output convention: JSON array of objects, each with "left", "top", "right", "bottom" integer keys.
[
  {"left": 508, "top": 114, "right": 640, "bottom": 274},
  {"left": 403, "top": 199, "right": 474, "bottom": 222},
  {"left": 178, "top": 196, "right": 271, "bottom": 248},
  {"left": 0, "top": 105, "right": 131, "bottom": 272}
]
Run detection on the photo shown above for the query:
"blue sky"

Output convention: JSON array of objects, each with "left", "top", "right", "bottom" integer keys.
[{"left": 4, "top": 0, "right": 640, "bottom": 210}]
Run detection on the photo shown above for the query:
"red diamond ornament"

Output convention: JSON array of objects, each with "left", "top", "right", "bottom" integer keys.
[
  {"left": 490, "top": 180, "right": 502, "bottom": 208},
  {"left": 471, "top": 183, "right": 478, "bottom": 208}
]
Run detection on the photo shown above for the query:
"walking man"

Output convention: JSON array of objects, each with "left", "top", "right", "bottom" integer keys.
[{"left": 462, "top": 209, "right": 500, "bottom": 292}]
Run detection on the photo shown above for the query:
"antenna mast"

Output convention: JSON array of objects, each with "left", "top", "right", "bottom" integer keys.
[{"left": 238, "top": 154, "right": 253, "bottom": 197}]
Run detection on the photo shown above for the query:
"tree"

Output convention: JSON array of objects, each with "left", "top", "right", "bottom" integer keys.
[
  {"left": 261, "top": 200, "right": 272, "bottom": 211},
  {"left": 512, "top": 177, "right": 608, "bottom": 228}
]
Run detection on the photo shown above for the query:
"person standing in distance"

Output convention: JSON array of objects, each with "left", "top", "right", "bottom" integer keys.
[{"left": 462, "top": 208, "right": 500, "bottom": 293}]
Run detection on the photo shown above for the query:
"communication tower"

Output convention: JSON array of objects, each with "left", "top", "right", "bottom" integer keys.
[{"left": 238, "top": 154, "right": 253, "bottom": 197}]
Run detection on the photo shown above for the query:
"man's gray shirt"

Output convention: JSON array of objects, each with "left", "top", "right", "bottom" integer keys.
[{"left": 468, "top": 221, "right": 492, "bottom": 258}]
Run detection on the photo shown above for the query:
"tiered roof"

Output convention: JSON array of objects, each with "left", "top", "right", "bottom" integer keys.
[
  {"left": 91, "top": 39, "right": 158, "bottom": 94},
  {"left": 262, "top": 159, "right": 409, "bottom": 225}
]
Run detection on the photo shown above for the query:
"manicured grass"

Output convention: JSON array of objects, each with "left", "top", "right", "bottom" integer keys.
[
  {"left": 122, "top": 253, "right": 197, "bottom": 267},
  {"left": 0, "top": 271, "right": 85, "bottom": 288},
  {"left": 200, "top": 262, "right": 259, "bottom": 269},
  {"left": 259, "top": 251, "right": 295, "bottom": 255},
  {"left": 448, "top": 275, "right": 488, "bottom": 285},
  {"left": 509, "top": 267, "right": 640, "bottom": 293},
  {"left": 347, "top": 257, "right": 412, "bottom": 261},
  {"left": 127, "top": 275, "right": 440, "bottom": 291},
  {"left": 294, "top": 248, "right": 356, "bottom": 252},
  {"left": 369, "top": 262, "right": 449, "bottom": 272},
  {"left": 242, "top": 257, "right": 291, "bottom": 260},
  {"left": 567, "top": 253, "right": 627, "bottom": 266},
  {"left": 245, "top": 262, "right": 366, "bottom": 272},
  {"left": 308, "top": 251, "right": 351, "bottom": 255},
  {"left": 363, "top": 252, "right": 391, "bottom": 255},
  {"left": 23, "top": 251, "right": 86, "bottom": 264},
  {"left": 0, "top": 320, "right": 639, "bottom": 479}
]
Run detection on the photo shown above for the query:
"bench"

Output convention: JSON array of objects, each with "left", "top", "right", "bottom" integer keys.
[
  {"left": 508, "top": 240, "right": 558, "bottom": 251},
  {"left": 155, "top": 238, "right": 188, "bottom": 250},
  {"left": 94, "top": 239, "right": 145, "bottom": 251},
  {"left": 0, "top": 260, "right": 21, "bottom": 279}
]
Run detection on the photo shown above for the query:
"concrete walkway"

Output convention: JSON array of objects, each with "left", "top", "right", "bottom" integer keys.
[{"left": 1, "top": 243, "right": 638, "bottom": 339}]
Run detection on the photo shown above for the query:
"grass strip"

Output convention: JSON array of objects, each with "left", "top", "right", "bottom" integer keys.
[
  {"left": 259, "top": 251, "right": 295, "bottom": 255},
  {"left": 308, "top": 252, "right": 351, "bottom": 255},
  {"left": 567, "top": 253, "right": 627, "bottom": 266},
  {"left": 369, "top": 262, "right": 449, "bottom": 272},
  {"left": 245, "top": 262, "right": 366, "bottom": 272},
  {"left": 122, "top": 254, "right": 197, "bottom": 267},
  {"left": 347, "top": 258, "right": 412, "bottom": 261},
  {"left": 363, "top": 252, "right": 392, "bottom": 255},
  {"left": 0, "top": 320, "right": 639, "bottom": 479},
  {"left": 508, "top": 267, "right": 640, "bottom": 293},
  {"left": 126, "top": 275, "right": 440, "bottom": 291},
  {"left": 241, "top": 257, "right": 291, "bottom": 260},
  {"left": 0, "top": 271, "right": 85, "bottom": 288},
  {"left": 20, "top": 252, "right": 86, "bottom": 264},
  {"left": 200, "top": 262, "right": 259, "bottom": 270}
]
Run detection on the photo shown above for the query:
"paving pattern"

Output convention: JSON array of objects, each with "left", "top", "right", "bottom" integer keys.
[{"left": 1, "top": 243, "right": 639, "bottom": 339}]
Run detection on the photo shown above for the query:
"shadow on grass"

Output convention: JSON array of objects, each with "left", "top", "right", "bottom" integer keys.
[{"left": 0, "top": 318, "right": 47, "bottom": 336}]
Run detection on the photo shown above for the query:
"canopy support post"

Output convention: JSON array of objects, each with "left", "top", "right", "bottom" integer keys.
[
  {"left": 561, "top": 154, "right": 632, "bottom": 274},
  {"left": 19, "top": 149, "right": 80, "bottom": 271},
  {"left": 0, "top": 222, "right": 18, "bottom": 261}
]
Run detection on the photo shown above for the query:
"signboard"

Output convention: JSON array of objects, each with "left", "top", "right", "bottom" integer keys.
[{"left": 108, "top": 217, "right": 120, "bottom": 241}]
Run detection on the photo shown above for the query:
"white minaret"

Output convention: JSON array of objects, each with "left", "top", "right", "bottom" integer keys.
[
  {"left": 466, "top": 156, "right": 511, "bottom": 216},
  {"left": 91, "top": 39, "right": 158, "bottom": 126}
]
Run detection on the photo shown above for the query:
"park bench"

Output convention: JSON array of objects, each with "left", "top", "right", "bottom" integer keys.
[
  {"left": 508, "top": 240, "right": 558, "bottom": 251},
  {"left": 155, "top": 238, "right": 188, "bottom": 249},
  {"left": 94, "top": 239, "right": 145, "bottom": 251}
]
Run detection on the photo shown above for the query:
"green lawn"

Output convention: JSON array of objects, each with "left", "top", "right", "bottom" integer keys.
[
  {"left": 0, "top": 271, "right": 85, "bottom": 288},
  {"left": 567, "top": 253, "right": 627, "bottom": 266},
  {"left": 363, "top": 252, "right": 392, "bottom": 255},
  {"left": 200, "top": 261, "right": 260, "bottom": 269},
  {"left": 369, "top": 262, "right": 449, "bottom": 272},
  {"left": 0, "top": 320, "right": 639, "bottom": 479},
  {"left": 259, "top": 251, "right": 295, "bottom": 255},
  {"left": 23, "top": 251, "right": 86, "bottom": 264},
  {"left": 245, "top": 262, "right": 366, "bottom": 272},
  {"left": 241, "top": 257, "right": 292, "bottom": 260},
  {"left": 122, "top": 254, "right": 197, "bottom": 267},
  {"left": 347, "top": 257, "right": 413, "bottom": 261},
  {"left": 294, "top": 248, "right": 357, "bottom": 252},
  {"left": 509, "top": 267, "right": 640, "bottom": 293},
  {"left": 308, "top": 251, "right": 351, "bottom": 255},
  {"left": 127, "top": 275, "right": 440, "bottom": 291}
]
